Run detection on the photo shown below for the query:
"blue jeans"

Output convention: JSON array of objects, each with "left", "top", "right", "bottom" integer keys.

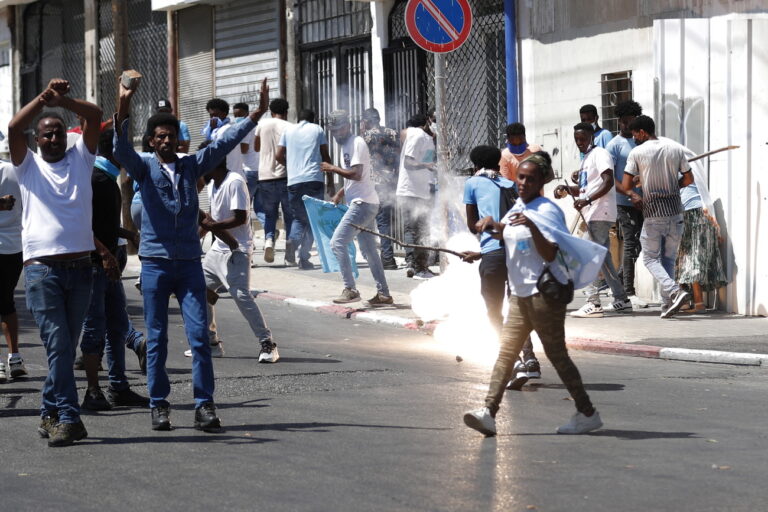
[
  {"left": 140, "top": 257, "right": 214, "bottom": 408},
  {"left": 288, "top": 181, "right": 324, "bottom": 263},
  {"left": 25, "top": 261, "right": 93, "bottom": 423},
  {"left": 330, "top": 200, "right": 390, "bottom": 296},
  {"left": 374, "top": 181, "right": 396, "bottom": 261},
  {"left": 245, "top": 170, "right": 266, "bottom": 226},
  {"left": 585, "top": 220, "right": 628, "bottom": 305},
  {"left": 640, "top": 214, "right": 684, "bottom": 304},
  {"left": 81, "top": 266, "right": 130, "bottom": 391},
  {"left": 260, "top": 179, "right": 293, "bottom": 241}
]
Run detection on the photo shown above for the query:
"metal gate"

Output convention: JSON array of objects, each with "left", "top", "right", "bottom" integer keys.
[
  {"left": 126, "top": 0, "right": 168, "bottom": 146},
  {"left": 20, "top": 0, "right": 86, "bottom": 130},
  {"left": 386, "top": 0, "right": 506, "bottom": 172},
  {"left": 98, "top": 0, "right": 116, "bottom": 118}
]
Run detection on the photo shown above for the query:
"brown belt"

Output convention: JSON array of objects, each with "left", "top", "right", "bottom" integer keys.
[{"left": 24, "top": 257, "right": 93, "bottom": 269}]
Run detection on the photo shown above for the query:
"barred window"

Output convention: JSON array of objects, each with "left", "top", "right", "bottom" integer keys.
[
  {"left": 0, "top": 45, "right": 9, "bottom": 67},
  {"left": 298, "top": 0, "right": 372, "bottom": 46},
  {"left": 601, "top": 71, "right": 633, "bottom": 135}
]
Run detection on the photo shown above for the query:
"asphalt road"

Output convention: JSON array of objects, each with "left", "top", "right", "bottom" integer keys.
[{"left": 0, "top": 280, "right": 766, "bottom": 511}]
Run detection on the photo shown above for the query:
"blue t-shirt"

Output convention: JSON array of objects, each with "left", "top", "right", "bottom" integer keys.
[
  {"left": 279, "top": 121, "right": 328, "bottom": 186},
  {"left": 179, "top": 120, "right": 191, "bottom": 142},
  {"left": 593, "top": 128, "right": 613, "bottom": 148},
  {"left": 680, "top": 183, "right": 702, "bottom": 211},
  {"left": 463, "top": 175, "right": 517, "bottom": 254},
  {"left": 605, "top": 134, "right": 640, "bottom": 207}
]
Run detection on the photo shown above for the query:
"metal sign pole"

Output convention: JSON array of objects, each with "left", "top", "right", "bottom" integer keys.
[{"left": 434, "top": 52, "right": 449, "bottom": 270}]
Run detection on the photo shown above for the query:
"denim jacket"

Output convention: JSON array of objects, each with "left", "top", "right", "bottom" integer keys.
[{"left": 114, "top": 116, "right": 256, "bottom": 260}]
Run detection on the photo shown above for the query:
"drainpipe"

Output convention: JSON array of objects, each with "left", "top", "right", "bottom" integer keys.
[{"left": 504, "top": 0, "right": 518, "bottom": 123}]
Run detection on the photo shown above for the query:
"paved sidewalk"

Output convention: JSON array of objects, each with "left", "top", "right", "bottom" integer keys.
[{"left": 126, "top": 233, "right": 768, "bottom": 367}]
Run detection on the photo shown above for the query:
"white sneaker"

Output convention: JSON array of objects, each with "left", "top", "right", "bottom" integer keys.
[
  {"left": 258, "top": 341, "right": 279, "bottom": 363},
  {"left": 611, "top": 299, "right": 633, "bottom": 313},
  {"left": 557, "top": 411, "right": 603, "bottom": 434},
  {"left": 7, "top": 355, "right": 28, "bottom": 378},
  {"left": 628, "top": 295, "right": 648, "bottom": 308},
  {"left": 463, "top": 407, "right": 496, "bottom": 436},
  {"left": 264, "top": 239, "right": 275, "bottom": 263},
  {"left": 0, "top": 361, "right": 6, "bottom": 383},
  {"left": 570, "top": 303, "right": 604, "bottom": 318},
  {"left": 413, "top": 269, "right": 436, "bottom": 280},
  {"left": 184, "top": 343, "right": 225, "bottom": 358}
]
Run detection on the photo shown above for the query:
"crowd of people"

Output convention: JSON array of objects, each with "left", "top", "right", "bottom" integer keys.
[{"left": 0, "top": 72, "right": 727, "bottom": 447}]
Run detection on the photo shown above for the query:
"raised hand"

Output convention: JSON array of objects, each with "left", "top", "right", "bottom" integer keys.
[
  {"left": 248, "top": 77, "right": 270, "bottom": 123},
  {"left": 47, "top": 79, "right": 70, "bottom": 96}
]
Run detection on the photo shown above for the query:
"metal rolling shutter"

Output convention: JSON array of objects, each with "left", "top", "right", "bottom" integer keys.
[
  {"left": 214, "top": 0, "right": 280, "bottom": 109},
  {"left": 177, "top": 4, "right": 214, "bottom": 210}
]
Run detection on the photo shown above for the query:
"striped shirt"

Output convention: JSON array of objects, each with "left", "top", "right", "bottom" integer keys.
[{"left": 624, "top": 138, "right": 690, "bottom": 218}]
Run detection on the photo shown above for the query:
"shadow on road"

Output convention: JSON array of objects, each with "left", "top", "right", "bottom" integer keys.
[
  {"left": 223, "top": 421, "right": 450, "bottom": 434},
  {"left": 504, "top": 430, "right": 699, "bottom": 440},
  {"left": 523, "top": 382, "right": 625, "bottom": 391}
]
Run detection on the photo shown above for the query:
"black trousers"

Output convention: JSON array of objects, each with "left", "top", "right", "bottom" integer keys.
[{"left": 478, "top": 249, "right": 535, "bottom": 361}]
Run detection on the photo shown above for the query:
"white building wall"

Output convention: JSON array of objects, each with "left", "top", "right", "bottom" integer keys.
[{"left": 0, "top": 10, "right": 12, "bottom": 153}]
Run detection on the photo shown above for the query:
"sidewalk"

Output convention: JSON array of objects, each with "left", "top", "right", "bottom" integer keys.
[{"left": 126, "top": 233, "right": 768, "bottom": 367}]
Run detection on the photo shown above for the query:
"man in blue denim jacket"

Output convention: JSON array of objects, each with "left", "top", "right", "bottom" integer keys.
[{"left": 113, "top": 76, "right": 270, "bottom": 432}]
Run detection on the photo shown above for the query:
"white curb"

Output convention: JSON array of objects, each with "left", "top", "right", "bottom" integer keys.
[{"left": 659, "top": 348, "right": 768, "bottom": 366}]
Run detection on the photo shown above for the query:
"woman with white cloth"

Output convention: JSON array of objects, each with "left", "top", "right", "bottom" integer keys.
[{"left": 463, "top": 152, "right": 606, "bottom": 437}]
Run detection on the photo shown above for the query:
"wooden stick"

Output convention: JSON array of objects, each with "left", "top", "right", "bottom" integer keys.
[
  {"left": 687, "top": 145, "right": 740, "bottom": 163},
  {"left": 350, "top": 223, "right": 466, "bottom": 258}
]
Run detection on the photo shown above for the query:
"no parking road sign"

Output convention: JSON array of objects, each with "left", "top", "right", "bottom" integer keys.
[{"left": 405, "top": 0, "right": 473, "bottom": 54}]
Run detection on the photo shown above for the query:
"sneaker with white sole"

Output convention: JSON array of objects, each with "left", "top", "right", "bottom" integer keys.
[
  {"left": 258, "top": 341, "right": 279, "bottom": 363},
  {"left": 264, "top": 239, "right": 275, "bottom": 263},
  {"left": 0, "top": 361, "right": 6, "bottom": 384},
  {"left": 611, "top": 299, "right": 633, "bottom": 313},
  {"left": 570, "top": 303, "right": 604, "bottom": 318},
  {"left": 506, "top": 360, "right": 529, "bottom": 390},
  {"left": 333, "top": 287, "right": 361, "bottom": 304},
  {"left": 557, "top": 410, "right": 603, "bottom": 434},
  {"left": 184, "top": 342, "right": 225, "bottom": 358},
  {"left": 524, "top": 359, "right": 541, "bottom": 379},
  {"left": 8, "top": 355, "right": 28, "bottom": 379},
  {"left": 463, "top": 407, "right": 497, "bottom": 436},
  {"left": 628, "top": 295, "right": 648, "bottom": 308},
  {"left": 661, "top": 289, "right": 691, "bottom": 319}
]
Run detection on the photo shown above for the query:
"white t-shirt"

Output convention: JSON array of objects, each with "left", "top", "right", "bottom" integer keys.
[
  {"left": 0, "top": 161, "right": 22, "bottom": 254},
  {"left": 208, "top": 171, "right": 252, "bottom": 253},
  {"left": 578, "top": 146, "right": 616, "bottom": 223},
  {"left": 340, "top": 136, "right": 378, "bottom": 205},
  {"left": 396, "top": 127, "right": 435, "bottom": 200},
  {"left": 15, "top": 138, "right": 96, "bottom": 260},
  {"left": 239, "top": 123, "right": 259, "bottom": 173},
  {"left": 256, "top": 117, "right": 291, "bottom": 181},
  {"left": 501, "top": 198, "right": 567, "bottom": 298},
  {"left": 624, "top": 138, "right": 690, "bottom": 218},
  {"left": 213, "top": 122, "right": 246, "bottom": 177}
]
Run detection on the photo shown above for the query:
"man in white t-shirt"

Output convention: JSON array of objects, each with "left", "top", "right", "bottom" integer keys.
[
  {"left": 555, "top": 122, "right": 630, "bottom": 318},
  {"left": 232, "top": 102, "right": 266, "bottom": 232},
  {"left": 196, "top": 156, "right": 279, "bottom": 363},
  {"left": 8, "top": 78, "right": 103, "bottom": 447},
  {"left": 255, "top": 99, "right": 293, "bottom": 263},
  {"left": 322, "top": 110, "right": 393, "bottom": 306},
  {"left": 0, "top": 161, "right": 28, "bottom": 383},
  {"left": 396, "top": 114, "right": 436, "bottom": 279}
]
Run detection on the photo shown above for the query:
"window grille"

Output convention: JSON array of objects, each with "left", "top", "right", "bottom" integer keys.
[{"left": 600, "top": 71, "right": 633, "bottom": 135}]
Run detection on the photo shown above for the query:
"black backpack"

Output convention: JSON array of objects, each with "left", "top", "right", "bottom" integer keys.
[{"left": 483, "top": 176, "right": 518, "bottom": 219}]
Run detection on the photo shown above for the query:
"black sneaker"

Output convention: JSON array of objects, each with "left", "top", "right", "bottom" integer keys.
[
  {"left": 82, "top": 387, "right": 113, "bottom": 411},
  {"left": 405, "top": 267, "right": 415, "bottom": 278},
  {"left": 365, "top": 293, "right": 394, "bottom": 307},
  {"left": 151, "top": 406, "right": 172, "bottom": 431},
  {"left": 506, "top": 360, "right": 529, "bottom": 390},
  {"left": 38, "top": 412, "right": 59, "bottom": 438},
  {"left": 107, "top": 387, "right": 150, "bottom": 408},
  {"left": 382, "top": 257, "right": 398, "bottom": 270},
  {"left": 136, "top": 338, "right": 147, "bottom": 375},
  {"left": 524, "top": 359, "right": 542, "bottom": 379},
  {"left": 661, "top": 289, "right": 691, "bottom": 319},
  {"left": 48, "top": 420, "right": 88, "bottom": 447},
  {"left": 194, "top": 402, "right": 222, "bottom": 433},
  {"left": 258, "top": 340, "right": 280, "bottom": 363}
]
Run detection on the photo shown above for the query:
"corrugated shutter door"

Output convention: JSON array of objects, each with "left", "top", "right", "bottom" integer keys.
[
  {"left": 214, "top": 0, "right": 280, "bottom": 108},
  {"left": 178, "top": 5, "right": 214, "bottom": 211}
]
